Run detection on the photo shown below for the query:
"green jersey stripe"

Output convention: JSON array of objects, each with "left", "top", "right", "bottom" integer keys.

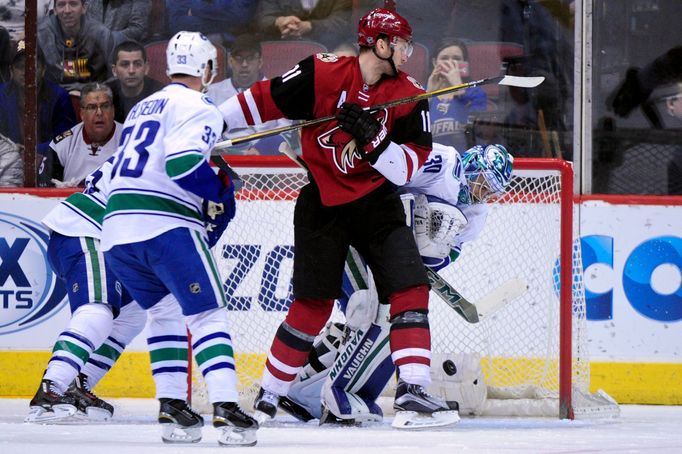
[
  {"left": 83, "top": 237, "right": 104, "bottom": 302},
  {"left": 166, "top": 153, "right": 204, "bottom": 178},
  {"left": 106, "top": 193, "right": 201, "bottom": 220},
  {"left": 64, "top": 193, "right": 106, "bottom": 225}
]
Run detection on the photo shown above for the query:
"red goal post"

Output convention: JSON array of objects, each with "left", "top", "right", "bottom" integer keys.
[{"left": 192, "top": 155, "right": 618, "bottom": 419}]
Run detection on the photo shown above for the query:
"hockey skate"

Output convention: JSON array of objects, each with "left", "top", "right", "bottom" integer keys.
[
  {"left": 213, "top": 402, "right": 258, "bottom": 446},
  {"left": 392, "top": 380, "right": 460, "bottom": 430},
  {"left": 66, "top": 373, "right": 113, "bottom": 421},
  {"left": 25, "top": 379, "right": 78, "bottom": 423},
  {"left": 253, "top": 387, "right": 280, "bottom": 424},
  {"left": 158, "top": 398, "right": 204, "bottom": 443}
]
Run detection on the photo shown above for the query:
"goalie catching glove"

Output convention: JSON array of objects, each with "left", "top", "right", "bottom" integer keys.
[
  {"left": 202, "top": 169, "right": 236, "bottom": 247},
  {"left": 336, "top": 102, "right": 389, "bottom": 163},
  {"left": 413, "top": 194, "right": 468, "bottom": 270}
]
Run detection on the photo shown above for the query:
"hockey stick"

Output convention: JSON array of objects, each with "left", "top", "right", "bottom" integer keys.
[
  {"left": 210, "top": 155, "right": 244, "bottom": 191},
  {"left": 426, "top": 268, "right": 480, "bottom": 323},
  {"left": 211, "top": 75, "right": 544, "bottom": 153},
  {"left": 475, "top": 277, "right": 528, "bottom": 320},
  {"left": 428, "top": 270, "right": 529, "bottom": 323}
]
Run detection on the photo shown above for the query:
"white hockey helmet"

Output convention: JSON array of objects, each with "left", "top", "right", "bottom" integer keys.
[
  {"left": 462, "top": 144, "right": 514, "bottom": 203},
  {"left": 166, "top": 31, "right": 218, "bottom": 88}
]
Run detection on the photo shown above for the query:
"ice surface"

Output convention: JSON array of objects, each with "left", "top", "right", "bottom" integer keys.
[{"left": 2, "top": 398, "right": 681, "bottom": 453}]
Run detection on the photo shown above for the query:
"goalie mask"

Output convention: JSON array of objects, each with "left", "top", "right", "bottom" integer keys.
[
  {"left": 166, "top": 31, "right": 218, "bottom": 90},
  {"left": 462, "top": 144, "right": 513, "bottom": 203}
]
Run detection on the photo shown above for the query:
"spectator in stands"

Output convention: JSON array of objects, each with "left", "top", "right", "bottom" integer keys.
[
  {"left": 0, "top": 26, "right": 10, "bottom": 83},
  {"left": 38, "top": 0, "right": 118, "bottom": 93},
  {"left": 0, "top": 131, "right": 22, "bottom": 186},
  {"left": 86, "top": 0, "right": 152, "bottom": 44},
  {"left": 256, "top": 0, "right": 352, "bottom": 50},
  {"left": 107, "top": 40, "right": 164, "bottom": 123},
  {"left": 427, "top": 38, "right": 487, "bottom": 151},
  {"left": 0, "top": 1, "right": 53, "bottom": 41},
  {"left": 208, "top": 34, "right": 294, "bottom": 155},
  {"left": 38, "top": 82, "right": 122, "bottom": 187},
  {"left": 0, "top": 0, "right": 25, "bottom": 41},
  {"left": 0, "top": 39, "right": 77, "bottom": 164},
  {"left": 166, "top": 0, "right": 257, "bottom": 48}
]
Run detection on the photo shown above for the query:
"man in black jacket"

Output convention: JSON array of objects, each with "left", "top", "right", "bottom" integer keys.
[{"left": 107, "top": 40, "right": 164, "bottom": 123}]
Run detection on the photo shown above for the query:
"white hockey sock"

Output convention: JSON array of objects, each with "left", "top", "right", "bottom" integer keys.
[
  {"left": 186, "top": 308, "right": 239, "bottom": 403},
  {"left": 398, "top": 363, "right": 432, "bottom": 387},
  {"left": 83, "top": 302, "right": 147, "bottom": 388},
  {"left": 44, "top": 303, "right": 114, "bottom": 392},
  {"left": 147, "top": 294, "right": 188, "bottom": 400}
]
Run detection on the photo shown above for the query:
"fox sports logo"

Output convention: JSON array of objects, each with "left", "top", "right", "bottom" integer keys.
[{"left": 0, "top": 212, "right": 67, "bottom": 335}]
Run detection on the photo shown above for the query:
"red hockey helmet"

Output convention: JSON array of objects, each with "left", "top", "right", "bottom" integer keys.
[{"left": 357, "top": 8, "right": 413, "bottom": 48}]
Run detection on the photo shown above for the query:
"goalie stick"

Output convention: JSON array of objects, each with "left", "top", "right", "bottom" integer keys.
[
  {"left": 211, "top": 75, "right": 544, "bottom": 153},
  {"left": 428, "top": 269, "right": 529, "bottom": 324}
]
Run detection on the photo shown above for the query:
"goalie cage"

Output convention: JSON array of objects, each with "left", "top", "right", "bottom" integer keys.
[{"left": 188, "top": 155, "right": 619, "bottom": 420}]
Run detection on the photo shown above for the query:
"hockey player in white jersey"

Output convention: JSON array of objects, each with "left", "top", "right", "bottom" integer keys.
[
  {"left": 101, "top": 31, "right": 257, "bottom": 447},
  {"left": 28, "top": 150, "right": 233, "bottom": 433},
  {"left": 281, "top": 142, "right": 514, "bottom": 428},
  {"left": 25, "top": 154, "right": 163, "bottom": 425}
]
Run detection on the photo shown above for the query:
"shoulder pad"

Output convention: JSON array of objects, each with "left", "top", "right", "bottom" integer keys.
[{"left": 53, "top": 129, "right": 73, "bottom": 144}]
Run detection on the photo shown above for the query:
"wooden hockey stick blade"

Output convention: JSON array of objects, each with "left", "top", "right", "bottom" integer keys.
[
  {"left": 211, "top": 75, "right": 545, "bottom": 153},
  {"left": 426, "top": 268, "right": 480, "bottom": 324},
  {"left": 476, "top": 278, "right": 529, "bottom": 319},
  {"left": 210, "top": 155, "right": 244, "bottom": 191}
]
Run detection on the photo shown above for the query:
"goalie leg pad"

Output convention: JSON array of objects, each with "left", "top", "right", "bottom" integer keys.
[
  {"left": 321, "top": 308, "right": 394, "bottom": 422},
  {"left": 428, "top": 353, "right": 487, "bottom": 416},
  {"left": 284, "top": 322, "right": 345, "bottom": 420}
]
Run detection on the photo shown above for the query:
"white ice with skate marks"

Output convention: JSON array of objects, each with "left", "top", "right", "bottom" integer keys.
[{"left": 4, "top": 398, "right": 682, "bottom": 453}]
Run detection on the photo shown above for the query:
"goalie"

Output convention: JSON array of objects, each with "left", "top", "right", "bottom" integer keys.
[{"left": 279, "top": 142, "right": 514, "bottom": 426}]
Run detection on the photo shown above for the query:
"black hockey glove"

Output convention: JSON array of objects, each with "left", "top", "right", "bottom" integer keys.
[{"left": 336, "top": 102, "right": 390, "bottom": 163}]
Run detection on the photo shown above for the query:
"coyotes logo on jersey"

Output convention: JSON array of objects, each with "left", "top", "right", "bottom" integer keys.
[{"left": 317, "top": 109, "right": 388, "bottom": 174}]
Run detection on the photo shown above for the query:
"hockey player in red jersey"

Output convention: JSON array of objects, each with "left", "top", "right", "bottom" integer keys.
[{"left": 219, "top": 7, "right": 459, "bottom": 429}]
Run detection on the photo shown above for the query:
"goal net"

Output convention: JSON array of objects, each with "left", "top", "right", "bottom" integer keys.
[{"left": 192, "top": 155, "right": 618, "bottom": 419}]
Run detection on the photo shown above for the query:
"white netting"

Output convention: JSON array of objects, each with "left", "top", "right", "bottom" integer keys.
[{"left": 192, "top": 159, "right": 618, "bottom": 418}]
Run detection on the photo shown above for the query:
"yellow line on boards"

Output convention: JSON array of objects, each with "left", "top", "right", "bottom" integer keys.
[{"left": 1, "top": 352, "right": 680, "bottom": 404}]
